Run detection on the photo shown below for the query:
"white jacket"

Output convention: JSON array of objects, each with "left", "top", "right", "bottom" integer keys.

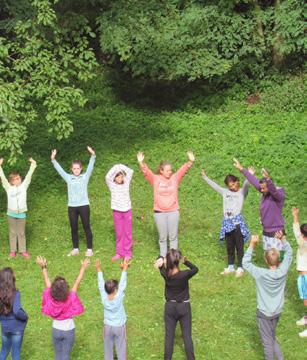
[{"left": 0, "top": 163, "right": 36, "bottom": 213}]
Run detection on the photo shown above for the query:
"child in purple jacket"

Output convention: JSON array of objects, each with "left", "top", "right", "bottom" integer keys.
[{"left": 234, "top": 158, "right": 285, "bottom": 250}]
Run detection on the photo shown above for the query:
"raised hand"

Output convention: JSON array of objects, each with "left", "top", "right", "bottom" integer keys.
[
  {"left": 120, "top": 258, "right": 131, "bottom": 271},
  {"left": 0, "top": 158, "right": 3, "bottom": 166},
  {"left": 36, "top": 256, "right": 47, "bottom": 268},
  {"left": 187, "top": 151, "right": 195, "bottom": 162},
  {"left": 29, "top": 157, "right": 36, "bottom": 166},
  {"left": 201, "top": 169, "right": 206, "bottom": 177},
  {"left": 274, "top": 230, "right": 285, "bottom": 241},
  {"left": 233, "top": 158, "right": 243, "bottom": 171},
  {"left": 95, "top": 259, "right": 102, "bottom": 272},
  {"left": 154, "top": 257, "right": 164, "bottom": 269},
  {"left": 87, "top": 146, "right": 95, "bottom": 156},
  {"left": 81, "top": 258, "right": 90, "bottom": 269},
  {"left": 261, "top": 168, "right": 270, "bottom": 180},
  {"left": 137, "top": 152, "right": 145, "bottom": 163},
  {"left": 250, "top": 234, "right": 259, "bottom": 248},
  {"left": 248, "top": 166, "right": 255, "bottom": 175},
  {"left": 51, "top": 149, "right": 57, "bottom": 160}
]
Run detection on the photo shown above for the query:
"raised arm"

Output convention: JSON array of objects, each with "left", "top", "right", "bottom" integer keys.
[
  {"left": 72, "top": 259, "right": 90, "bottom": 293},
  {"left": 201, "top": 170, "right": 224, "bottom": 195},
  {"left": 117, "top": 270, "right": 127, "bottom": 296},
  {"left": 233, "top": 158, "right": 261, "bottom": 191},
  {"left": 278, "top": 240, "right": 293, "bottom": 274},
  {"left": 137, "top": 152, "right": 155, "bottom": 185},
  {"left": 292, "top": 207, "right": 303, "bottom": 246},
  {"left": 183, "top": 258, "right": 199, "bottom": 279},
  {"left": 175, "top": 151, "right": 194, "bottom": 183},
  {"left": 13, "top": 291, "right": 28, "bottom": 322},
  {"left": 23, "top": 158, "right": 37, "bottom": 189},
  {"left": 266, "top": 178, "right": 285, "bottom": 202},
  {"left": 95, "top": 259, "right": 106, "bottom": 301},
  {"left": 84, "top": 146, "right": 96, "bottom": 179},
  {"left": 0, "top": 158, "right": 10, "bottom": 190},
  {"left": 36, "top": 256, "right": 51, "bottom": 288},
  {"left": 242, "top": 235, "right": 262, "bottom": 279},
  {"left": 51, "top": 150, "right": 70, "bottom": 182},
  {"left": 106, "top": 164, "right": 134, "bottom": 187}
]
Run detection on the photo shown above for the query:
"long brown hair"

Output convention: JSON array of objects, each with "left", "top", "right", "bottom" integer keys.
[
  {"left": 165, "top": 249, "right": 182, "bottom": 277},
  {"left": 156, "top": 161, "right": 172, "bottom": 175},
  {"left": 0, "top": 267, "right": 16, "bottom": 315}
]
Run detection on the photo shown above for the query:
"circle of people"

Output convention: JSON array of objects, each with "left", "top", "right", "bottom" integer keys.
[{"left": 0, "top": 147, "right": 306, "bottom": 360}]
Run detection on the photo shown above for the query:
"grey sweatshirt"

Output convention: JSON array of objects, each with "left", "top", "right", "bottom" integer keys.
[
  {"left": 242, "top": 241, "right": 292, "bottom": 317},
  {"left": 202, "top": 176, "right": 249, "bottom": 218}
]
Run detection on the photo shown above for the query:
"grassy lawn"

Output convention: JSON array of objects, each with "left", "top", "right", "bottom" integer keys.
[{"left": 0, "top": 74, "right": 306, "bottom": 359}]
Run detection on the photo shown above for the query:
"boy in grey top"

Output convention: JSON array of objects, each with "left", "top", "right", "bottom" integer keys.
[{"left": 243, "top": 234, "right": 292, "bottom": 360}]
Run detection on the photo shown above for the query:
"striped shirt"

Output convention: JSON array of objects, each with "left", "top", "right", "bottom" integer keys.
[{"left": 105, "top": 164, "right": 133, "bottom": 212}]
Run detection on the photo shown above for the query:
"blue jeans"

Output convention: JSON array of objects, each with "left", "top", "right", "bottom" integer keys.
[{"left": 0, "top": 332, "right": 24, "bottom": 360}]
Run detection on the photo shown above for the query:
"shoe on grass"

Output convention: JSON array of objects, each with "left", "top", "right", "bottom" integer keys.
[
  {"left": 68, "top": 249, "right": 79, "bottom": 256},
  {"left": 220, "top": 267, "right": 235, "bottom": 275},
  {"left": 85, "top": 249, "right": 93, "bottom": 257},
  {"left": 235, "top": 267, "right": 244, "bottom": 278},
  {"left": 9, "top": 252, "right": 16, "bottom": 258},
  {"left": 111, "top": 254, "right": 122, "bottom": 262},
  {"left": 296, "top": 316, "right": 307, "bottom": 326},
  {"left": 21, "top": 252, "right": 30, "bottom": 259},
  {"left": 299, "top": 329, "right": 307, "bottom": 338}
]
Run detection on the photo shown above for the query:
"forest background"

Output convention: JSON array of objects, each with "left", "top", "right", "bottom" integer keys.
[{"left": 0, "top": 1, "right": 306, "bottom": 359}]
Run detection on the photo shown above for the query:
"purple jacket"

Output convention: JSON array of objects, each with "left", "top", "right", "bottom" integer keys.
[{"left": 241, "top": 169, "right": 285, "bottom": 233}]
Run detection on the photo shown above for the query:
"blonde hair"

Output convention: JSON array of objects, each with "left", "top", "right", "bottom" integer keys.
[{"left": 264, "top": 248, "right": 280, "bottom": 267}]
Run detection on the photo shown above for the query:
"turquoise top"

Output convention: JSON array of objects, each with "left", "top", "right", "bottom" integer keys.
[
  {"left": 52, "top": 156, "right": 96, "bottom": 207},
  {"left": 7, "top": 211, "right": 27, "bottom": 219},
  {"left": 97, "top": 271, "right": 127, "bottom": 327}
]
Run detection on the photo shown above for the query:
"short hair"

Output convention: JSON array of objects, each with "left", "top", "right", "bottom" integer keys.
[
  {"left": 224, "top": 174, "right": 239, "bottom": 186},
  {"left": 8, "top": 172, "right": 21, "bottom": 183},
  {"left": 264, "top": 248, "right": 280, "bottom": 267},
  {"left": 71, "top": 160, "right": 83, "bottom": 168},
  {"left": 104, "top": 279, "right": 118, "bottom": 295},
  {"left": 301, "top": 223, "right": 307, "bottom": 237},
  {"left": 51, "top": 276, "right": 69, "bottom": 302}
]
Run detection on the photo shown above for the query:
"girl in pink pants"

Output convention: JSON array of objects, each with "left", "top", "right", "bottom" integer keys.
[{"left": 106, "top": 164, "right": 134, "bottom": 261}]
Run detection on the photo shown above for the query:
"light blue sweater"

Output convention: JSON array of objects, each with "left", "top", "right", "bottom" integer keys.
[
  {"left": 243, "top": 241, "right": 292, "bottom": 317},
  {"left": 52, "top": 156, "right": 96, "bottom": 207},
  {"left": 97, "top": 271, "right": 127, "bottom": 327}
]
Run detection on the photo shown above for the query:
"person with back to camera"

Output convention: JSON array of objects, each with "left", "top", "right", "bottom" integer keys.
[
  {"left": 36, "top": 256, "right": 90, "bottom": 360},
  {"left": 155, "top": 249, "right": 198, "bottom": 360},
  {"left": 233, "top": 158, "right": 285, "bottom": 252},
  {"left": 105, "top": 164, "right": 134, "bottom": 262},
  {"left": 242, "top": 233, "right": 292, "bottom": 360},
  {"left": 95, "top": 258, "right": 130, "bottom": 360},
  {"left": 137, "top": 151, "right": 195, "bottom": 257},
  {"left": 51, "top": 146, "right": 96, "bottom": 257},
  {"left": 0, "top": 157, "right": 37, "bottom": 258},
  {"left": 0, "top": 267, "right": 28, "bottom": 360},
  {"left": 292, "top": 207, "right": 307, "bottom": 338},
  {"left": 201, "top": 164, "right": 254, "bottom": 277}
]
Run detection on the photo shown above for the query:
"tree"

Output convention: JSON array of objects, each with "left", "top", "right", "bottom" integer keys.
[{"left": 0, "top": 0, "right": 97, "bottom": 163}]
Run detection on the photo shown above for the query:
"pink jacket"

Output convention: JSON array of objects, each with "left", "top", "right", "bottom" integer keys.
[
  {"left": 42, "top": 288, "right": 84, "bottom": 320},
  {"left": 140, "top": 162, "right": 192, "bottom": 212}
]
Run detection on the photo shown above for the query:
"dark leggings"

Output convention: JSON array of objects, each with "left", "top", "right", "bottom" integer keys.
[
  {"left": 68, "top": 205, "right": 93, "bottom": 249},
  {"left": 225, "top": 225, "right": 244, "bottom": 267},
  {"left": 164, "top": 302, "right": 195, "bottom": 360}
]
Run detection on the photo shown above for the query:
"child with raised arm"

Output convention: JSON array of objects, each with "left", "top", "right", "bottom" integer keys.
[
  {"left": 0, "top": 267, "right": 28, "bottom": 360},
  {"left": 292, "top": 207, "right": 307, "bottom": 337},
  {"left": 95, "top": 259, "right": 129, "bottom": 360},
  {"left": 137, "top": 151, "right": 194, "bottom": 257},
  {"left": 202, "top": 167, "right": 252, "bottom": 276},
  {"left": 51, "top": 146, "right": 96, "bottom": 257},
  {"left": 0, "top": 157, "right": 37, "bottom": 258},
  {"left": 242, "top": 234, "right": 292, "bottom": 359},
  {"left": 105, "top": 164, "right": 134, "bottom": 262},
  {"left": 234, "top": 158, "right": 285, "bottom": 251},
  {"left": 36, "top": 256, "right": 89, "bottom": 360}
]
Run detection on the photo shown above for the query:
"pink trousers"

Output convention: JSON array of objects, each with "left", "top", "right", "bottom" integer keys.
[{"left": 113, "top": 209, "right": 133, "bottom": 258}]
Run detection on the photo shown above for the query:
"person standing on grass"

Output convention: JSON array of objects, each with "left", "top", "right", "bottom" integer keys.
[
  {"left": 155, "top": 249, "right": 198, "bottom": 360},
  {"left": 0, "top": 267, "right": 28, "bottom": 360},
  {"left": 51, "top": 146, "right": 96, "bottom": 257},
  {"left": 105, "top": 164, "right": 134, "bottom": 262},
  {"left": 233, "top": 158, "right": 285, "bottom": 251},
  {"left": 0, "top": 157, "right": 37, "bottom": 259},
  {"left": 137, "top": 151, "right": 195, "bottom": 257},
  {"left": 95, "top": 258, "right": 129, "bottom": 360},
  {"left": 36, "top": 256, "right": 89, "bottom": 360},
  {"left": 201, "top": 166, "right": 253, "bottom": 277},
  {"left": 242, "top": 233, "right": 292, "bottom": 360},
  {"left": 292, "top": 207, "right": 307, "bottom": 338}
]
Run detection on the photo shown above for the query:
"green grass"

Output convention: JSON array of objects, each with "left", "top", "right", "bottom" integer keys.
[{"left": 0, "top": 73, "right": 306, "bottom": 359}]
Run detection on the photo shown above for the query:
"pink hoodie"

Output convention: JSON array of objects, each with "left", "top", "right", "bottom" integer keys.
[
  {"left": 140, "top": 162, "right": 192, "bottom": 212},
  {"left": 42, "top": 288, "right": 84, "bottom": 320}
]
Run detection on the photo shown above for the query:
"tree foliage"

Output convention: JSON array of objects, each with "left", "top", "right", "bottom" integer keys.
[
  {"left": 97, "top": 0, "right": 305, "bottom": 82},
  {"left": 0, "top": 0, "right": 97, "bottom": 163}
]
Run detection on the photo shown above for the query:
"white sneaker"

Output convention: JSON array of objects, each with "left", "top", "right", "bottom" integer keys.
[
  {"left": 296, "top": 316, "right": 307, "bottom": 326},
  {"left": 67, "top": 249, "right": 79, "bottom": 257},
  {"left": 235, "top": 268, "right": 244, "bottom": 278},
  {"left": 85, "top": 249, "right": 93, "bottom": 257},
  {"left": 220, "top": 267, "right": 235, "bottom": 275},
  {"left": 299, "top": 329, "right": 307, "bottom": 338}
]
